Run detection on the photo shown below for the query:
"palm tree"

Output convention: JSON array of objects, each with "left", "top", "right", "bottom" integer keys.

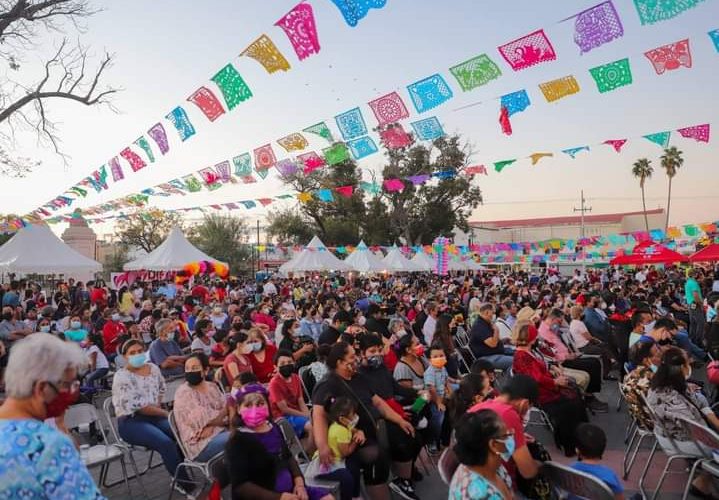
[
  {"left": 660, "top": 146, "right": 684, "bottom": 231},
  {"left": 632, "top": 158, "right": 654, "bottom": 231}
]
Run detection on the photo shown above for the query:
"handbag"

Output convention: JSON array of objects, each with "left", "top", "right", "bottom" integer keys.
[{"left": 339, "top": 378, "right": 391, "bottom": 451}]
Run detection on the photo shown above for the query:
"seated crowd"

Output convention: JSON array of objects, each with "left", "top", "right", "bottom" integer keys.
[{"left": 0, "top": 264, "right": 718, "bottom": 499}]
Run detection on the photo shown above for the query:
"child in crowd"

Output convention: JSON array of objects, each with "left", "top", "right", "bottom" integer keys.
[
  {"left": 571, "top": 423, "right": 625, "bottom": 500},
  {"left": 228, "top": 372, "right": 258, "bottom": 425},
  {"left": 310, "top": 396, "right": 362, "bottom": 500},
  {"left": 424, "top": 343, "right": 456, "bottom": 454},
  {"left": 82, "top": 333, "right": 110, "bottom": 388}
]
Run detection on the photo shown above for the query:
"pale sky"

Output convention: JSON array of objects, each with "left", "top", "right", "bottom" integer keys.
[{"left": 2, "top": 0, "right": 718, "bottom": 239}]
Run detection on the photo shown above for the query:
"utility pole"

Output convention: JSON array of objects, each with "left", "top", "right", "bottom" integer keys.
[
  {"left": 573, "top": 190, "right": 592, "bottom": 271},
  {"left": 256, "top": 220, "right": 260, "bottom": 279}
]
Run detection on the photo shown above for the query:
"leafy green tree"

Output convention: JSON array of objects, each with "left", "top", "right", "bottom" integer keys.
[
  {"left": 103, "top": 243, "right": 129, "bottom": 274},
  {"left": 266, "top": 208, "right": 317, "bottom": 246},
  {"left": 114, "top": 209, "right": 183, "bottom": 253},
  {"left": 189, "top": 213, "right": 251, "bottom": 273},
  {"left": 269, "top": 134, "right": 483, "bottom": 246}
]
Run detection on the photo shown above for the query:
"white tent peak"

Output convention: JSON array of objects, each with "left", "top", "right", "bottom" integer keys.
[
  {"left": 306, "top": 235, "right": 327, "bottom": 250},
  {"left": 382, "top": 245, "right": 421, "bottom": 272},
  {"left": 0, "top": 224, "right": 101, "bottom": 275},
  {"left": 345, "top": 240, "right": 384, "bottom": 273},
  {"left": 124, "top": 227, "right": 225, "bottom": 271},
  {"left": 356, "top": 240, "right": 368, "bottom": 250}
]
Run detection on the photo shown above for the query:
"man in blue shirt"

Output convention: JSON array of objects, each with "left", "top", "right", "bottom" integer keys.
[
  {"left": 1, "top": 281, "right": 20, "bottom": 308},
  {"left": 468, "top": 303, "right": 513, "bottom": 370},
  {"left": 148, "top": 318, "right": 187, "bottom": 378}
]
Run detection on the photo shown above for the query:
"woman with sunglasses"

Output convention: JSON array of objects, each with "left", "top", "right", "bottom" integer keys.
[{"left": 449, "top": 409, "right": 515, "bottom": 499}]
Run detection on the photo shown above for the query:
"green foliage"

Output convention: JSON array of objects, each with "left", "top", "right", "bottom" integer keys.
[
  {"left": 269, "top": 134, "right": 483, "bottom": 246},
  {"left": 266, "top": 209, "right": 317, "bottom": 246},
  {"left": 103, "top": 243, "right": 130, "bottom": 274},
  {"left": 188, "top": 214, "right": 251, "bottom": 273},
  {"left": 114, "top": 209, "right": 184, "bottom": 253}
]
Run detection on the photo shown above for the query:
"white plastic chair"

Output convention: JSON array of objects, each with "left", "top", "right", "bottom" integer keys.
[{"left": 64, "top": 402, "right": 146, "bottom": 498}]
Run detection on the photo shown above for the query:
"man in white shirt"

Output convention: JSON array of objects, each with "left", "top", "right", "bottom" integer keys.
[
  {"left": 262, "top": 279, "right": 278, "bottom": 297},
  {"left": 634, "top": 268, "right": 646, "bottom": 283},
  {"left": 422, "top": 302, "right": 439, "bottom": 346}
]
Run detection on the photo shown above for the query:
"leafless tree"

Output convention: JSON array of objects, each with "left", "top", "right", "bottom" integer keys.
[{"left": 0, "top": 1, "right": 119, "bottom": 177}]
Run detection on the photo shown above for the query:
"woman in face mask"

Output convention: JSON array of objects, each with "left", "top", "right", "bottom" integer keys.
[
  {"left": 449, "top": 410, "right": 515, "bottom": 500},
  {"left": 646, "top": 346, "right": 719, "bottom": 497},
  {"left": 218, "top": 384, "right": 332, "bottom": 500},
  {"left": 247, "top": 327, "right": 278, "bottom": 384},
  {"left": 35, "top": 318, "right": 52, "bottom": 333},
  {"left": 190, "top": 318, "right": 216, "bottom": 357},
  {"left": 0, "top": 334, "right": 102, "bottom": 498},
  {"left": 393, "top": 334, "right": 428, "bottom": 392},
  {"left": 173, "top": 353, "right": 230, "bottom": 463},
  {"left": 279, "top": 318, "right": 317, "bottom": 370},
  {"left": 222, "top": 331, "right": 254, "bottom": 388},
  {"left": 111, "top": 339, "right": 194, "bottom": 494},
  {"left": 63, "top": 314, "right": 88, "bottom": 344}
]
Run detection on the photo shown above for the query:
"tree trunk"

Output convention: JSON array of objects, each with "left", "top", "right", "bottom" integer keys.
[
  {"left": 641, "top": 185, "right": 649, "bottom": 231},
  {"left": 665, "top": 177, "right": 672, "bottom": 232}
]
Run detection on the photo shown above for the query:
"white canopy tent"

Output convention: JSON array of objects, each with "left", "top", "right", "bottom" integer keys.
[
  {"left": 279, "top": 236, "right": 351, "bottom": 273},
  {"left": 447, "top": 257, "right": 469, "bottom": 271},
  {"left": 124, "top": 227, "right": 225, "bottom": 271},
  {"left": 344, "top": 240, "right": 385, "bottom": 273},
  {"left": 381, "top": 245, "right": 422, "bottom": 272},
  {"left": 410, "top": 250, "right": 434, "bottom": 272},
  {"left": 0, "top": 224, "right": 101, "bottom": 277}
]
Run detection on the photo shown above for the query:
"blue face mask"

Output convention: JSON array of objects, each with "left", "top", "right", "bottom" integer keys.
[
  {"left": 66, "top": 329, "right": 87, "bottom": 343},
  {"left": 498, "top": 435, "right": 515, "bottom": 461},
  {"left": 649, "top": 364, "right": 658, "bottom": 373},
  {"left": 128, "top": 352, "right": 147, "bottom": 368},
  {"left": 70, "top": 321, "right": 82, "bottom": 330}
]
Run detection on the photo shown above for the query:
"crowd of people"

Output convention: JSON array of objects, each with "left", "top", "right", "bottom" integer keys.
[{"left": 0, "top": 262, "right": 718, "bottom": 499}]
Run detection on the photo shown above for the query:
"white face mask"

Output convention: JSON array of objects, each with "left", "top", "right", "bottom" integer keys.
[{"left": 357, "top": 316, "right": 366, "bottom": 326}]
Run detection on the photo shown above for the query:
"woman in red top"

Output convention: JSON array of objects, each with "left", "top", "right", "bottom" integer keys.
[
  {"left": 512, "top": 322, "right": 588, "bottom": 456},
  {"left": 247, "top": 328, "right": 278, "bottom": 384}
]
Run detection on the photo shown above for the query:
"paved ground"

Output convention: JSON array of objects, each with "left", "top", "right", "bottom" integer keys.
[{"left": 93, "top": 374, "right": 707, "bottom": 499}]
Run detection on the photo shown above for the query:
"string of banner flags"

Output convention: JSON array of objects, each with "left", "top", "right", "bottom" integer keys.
[
  {"left": 25, "top": 0, "right": 717, "bottom": 224},
  {"left": 14, "top": 117, "right": 708, "bottom": 226}
]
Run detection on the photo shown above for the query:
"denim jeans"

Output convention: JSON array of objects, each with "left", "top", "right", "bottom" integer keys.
[
  {"left": 479, "top": 353, "right": 514, "bottom": 371},
  {"left": 428, "top": 402, "right": 445, "bottom": 446},
  {"left": 195, "top": 430, "right": 230, "bottom": 462},
  {"left": 118, "top": 413, "right": 190, "bottom": 484},
  {"left": 675, "top": 330, "right": 707, "bottom": 361},
  {"left": 84, "top": 367, "right": 109, "bottom": 387},
  {"left": 316, "top": 467, "right": 358, "bottom": 500},
  {"left": 285, "top": 415, "right": 309, "bottom": 438}
]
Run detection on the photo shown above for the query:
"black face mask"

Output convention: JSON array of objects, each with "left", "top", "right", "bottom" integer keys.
[
  {"left": 185, "top": 371, "right": 204, "bottom": 386},
  {"left": 279, "top": 364, "right": 295, "bottom": 378},
  {"left": 366, "top": 355, "right": 384, "bottom": 370}
]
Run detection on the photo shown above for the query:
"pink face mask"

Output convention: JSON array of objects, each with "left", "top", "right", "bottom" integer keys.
[{"left": 240, "top": 405, "right": 269, "bottom": 428}]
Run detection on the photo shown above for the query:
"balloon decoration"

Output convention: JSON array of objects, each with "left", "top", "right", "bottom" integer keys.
[{"left": 174, "top": 260, "right": 229, "bottom": 284}]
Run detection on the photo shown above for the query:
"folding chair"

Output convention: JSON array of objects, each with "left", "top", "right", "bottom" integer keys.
[
  {"left": 678, "top": 416, "right": 719, "bottom": 500},
  {"left": 64, "top": 402, "right": 147, "bottom": 498},
  {"left": 437, "top": 447, "right": 459, "bottom": 485},
  {"left": 168, "top": 411, "right": 225, "bottom": 500},
  {"left": 636, "top": 393, "right": 698, "bottom": 500},
  {"left": 525, "top": 406, "right": 555, "bottom": 434},
  {"left": 275, "top": 417, "right": 340, "bottom": 498},
  {"left": 102, "top": 397, "right": 162, "bottom": 486},
  {"left": 540, "top": 461, "right": 614, "bottom": 500},
  {"left": 298, "top": 365, "right": 315, "bottom": 405}
]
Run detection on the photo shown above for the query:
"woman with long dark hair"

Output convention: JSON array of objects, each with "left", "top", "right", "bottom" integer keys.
[{"left": 434, "top": 313, "right": 460, "bottom": 378}]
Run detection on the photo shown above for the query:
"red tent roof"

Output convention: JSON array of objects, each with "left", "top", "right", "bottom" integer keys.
[
  {"left": 689, "top": 243, "right": 719, "bottom": 262},
  {"left": 610, "top": 243, "right": 688, "bottom": 265}
]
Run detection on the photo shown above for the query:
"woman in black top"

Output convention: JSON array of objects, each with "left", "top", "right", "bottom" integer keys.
[{"left": 312, "top": 342, "right": 415, "bottom": 500}]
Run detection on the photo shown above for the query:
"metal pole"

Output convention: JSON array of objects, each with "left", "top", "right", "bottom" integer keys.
[
  {"left": 256, "top": 220, "right": 260, "bottom": 278},
  {"left": 573, "top": 190, "right": 592, "bottom": 272}
]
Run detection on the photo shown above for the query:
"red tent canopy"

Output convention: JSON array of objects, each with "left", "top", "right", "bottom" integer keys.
[
  {"left": 610, "top": 243, "right": 689, "bottom": 265},
  {"left": 689, "top": 243, "right": 719, "bottom": 262}
]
